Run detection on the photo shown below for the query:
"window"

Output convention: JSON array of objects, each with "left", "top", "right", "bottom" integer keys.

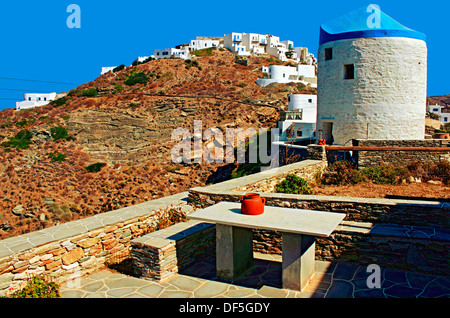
[
  {"left": 297, "top": 130, "right": 303, "bottom": 137},
  {"left": 157, "top": 52, "right": 160, "bottom": 56},
  {"left": 344, "top": 64, "right": 355, "bottom": 80},
  {"left": 325, "top": 48, "right": 332, "bottom": 61},
  {"left": 433, "top": 108, "right": 439, "bottom": 112},
  {"left": 308, "top": 99, "right": 312, "bottom": 103},
  {"left": 445, "top": 117, "right": 448, "bottom": 122},
  {"left": 28, "top": 97, "right": 31, "bottom": 101},
  {"left": 44, "top": 97, "right": 47, "bottom": 101}
]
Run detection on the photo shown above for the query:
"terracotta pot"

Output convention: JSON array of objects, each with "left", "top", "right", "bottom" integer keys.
[
  {"left": 435, "top": 133, "right": 449, "bottom": 139},
  {"left": 241, "top": 193, "right": 266, "bottom": 215}
]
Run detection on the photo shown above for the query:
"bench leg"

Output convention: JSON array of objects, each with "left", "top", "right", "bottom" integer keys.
[
  {"left": 282, "top": 233, "right": 316, "bottom": 291},
  {"left": 216, "top": 224, "right": 253, "bottom": 281}
]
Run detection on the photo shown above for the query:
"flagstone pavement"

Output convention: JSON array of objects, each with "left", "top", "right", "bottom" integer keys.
[{"left": 60, "top": 253, "right": 449, "bottom": 298}]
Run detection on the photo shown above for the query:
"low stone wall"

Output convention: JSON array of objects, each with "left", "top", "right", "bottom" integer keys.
[
  {"left": 131, "top": 221, "right": 215, "bottom": 281},
  {"left": 0, "top": 192, "right": 191, "bottom": 296},
  {"left": 234, "top": 160, "right": 327, "bottom": 193},
  {"left": 189, "top": 190, "right": 449, "bottom": 229},
  {"left": 353, "top": 139, "right": 450, "bottom": 168}
]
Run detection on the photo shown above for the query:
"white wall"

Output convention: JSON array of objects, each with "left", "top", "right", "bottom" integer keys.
[
  {"left": 101, "top": 66, "right": 116, "bottom": 75},
  {"left": 277, "top": 94, "right": 317, "bottom": 142},
  {"left": 224, "top": 32, "right": 244, "bottom": 53},
  {"left": 189, "top": 39, "right": 220, "bottom": 51},
  {"left": 16, "top": 93, "right": 57, "bottom": 110},
  {"left": 154, "top": 47, "right": 189, "bottom": 59},
  {"left": 270, "top": 65, "right": 298, "bottom": 80},
  {"left": 428, "top": 104, "right": 450, "bottom": 125},
  {"left": 288, "top": 94, "right": 317, "bottom": 122},
  {"left": 297, "top": 65, "right": 316, "bottom": 78},
  {"left": 269, "top": 65, "right": 315, "bottom": 80},
  {"left": 317, "top": 37, "right": 427, "bottom": 145}
]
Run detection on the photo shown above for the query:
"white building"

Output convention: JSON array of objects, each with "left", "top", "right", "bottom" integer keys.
[
  {"left": 189, "top": 37, "right": 222, "bottom": 51},
  {"left": 101, "top": 66, "right": 116, "bottom": 75},
  {"left": 137, "top": 56, "right": 151, "bottom": 63},
  {"left": 223, "top": 32, "right": 250, "bottom": 56},
  {"left": 16, "top": 93, "right": 57, "bottom": 110},
  {"left": 256, "top": 64, "right": 317, "bottom": 87},
  {"left": 272, "top": 94, "right": 317, "bottom": 164},
  {"left": 224, "top": 32, "right": 316, "bottom": 64},
  {"left": 277, "top": 94, "right": 317, "bottom": 143},
  {"left": 427, "top": 104, "right": 450, "bottom": 125},
  {"left": 316, "top": 6, "right": 427, "bottom": 145},
  {"left": 241, "top": 33, "right": 267, "bottom": 55},
  {"left": 294, "top": 47, "right": 317, "bottom": 65},
  {"left": 154, "top": 47, "right": 190, "bottom": 59}
]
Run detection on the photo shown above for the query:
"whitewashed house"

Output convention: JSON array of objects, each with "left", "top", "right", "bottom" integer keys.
[
  {"left": 223, "top": 32, "right": 250, "bottom": 56},
  {"left": 294, "top": 47, "right": 316, "bottom": 65},
  {"left": 154, "top": 47, "right": 190, "bottom": 59},
  {"left": 189, "top": 37, "right": 222, "bottom": 51},
  {"left": 428, "top": 104, "right": 450, "bottom": 125},
  {"left": 16, "top": 93, "right": 57, "bottom": 110},
  {"left": 224, "top": 32, "right": 312, "bottom": 63},
  {"left": 266, "top": 35, "right": 289, "bottom": 61},
  {"left": 277, "top": 94, "right": 317, "bottom": 143},
  {"left": 272, "top": 94, "right": 317, "bottom": 164},
  {"left": 101, "top": 66, "right": 116, "bottom": 75},
  {"left": 256, "top": 64, "right": 317, "bottom": 87},
  {"left": 241, "top": 33, "right": 266, "bottom": 54},
  {"left": 137, "top": 56, "right": 151, "bottom": 63}
]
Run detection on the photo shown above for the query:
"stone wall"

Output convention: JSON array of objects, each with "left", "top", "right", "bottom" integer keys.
[
  {"left": 234, "top": 160, "right": 327, "bottom": 193},
  {"left": 306, "top": 144, "right": 327, "bottom": 161},
  {"left": 0, "top": 192, "right": 190, "bottom": 296},
  {"left": 131, "top": 221, "right": 215, "bottom": 281},
  {"left": 353, "top": 139, "right": 450, "bottom": 169},
  {"left": 189, "top": 191, "right": 449, "bottom": 229}
]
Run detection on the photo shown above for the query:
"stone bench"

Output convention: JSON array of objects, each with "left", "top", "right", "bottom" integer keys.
[{"left": 130, "top": 220, "right": 215, "bottom": 282}]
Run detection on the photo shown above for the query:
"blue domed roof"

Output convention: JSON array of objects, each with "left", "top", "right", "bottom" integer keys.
[{"left": 319, "top": 6, "right": 426, "bottom": 45}]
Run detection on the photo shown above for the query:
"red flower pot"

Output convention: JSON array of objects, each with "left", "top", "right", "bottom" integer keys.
[{"left": 241, "top": 193, "right": 266, "bottom": 215}]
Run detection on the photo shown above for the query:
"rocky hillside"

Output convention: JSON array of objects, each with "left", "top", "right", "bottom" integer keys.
[
  {"left": 427, "top": 94, "right": 450, "bottom": 107},
  {"left": 0, "top": 48, "right": 316, "bottom": 238}
]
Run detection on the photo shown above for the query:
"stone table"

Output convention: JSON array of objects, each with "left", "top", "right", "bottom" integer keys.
[{"left": 188, "top": 202, "right": 345, "bottom": 291}]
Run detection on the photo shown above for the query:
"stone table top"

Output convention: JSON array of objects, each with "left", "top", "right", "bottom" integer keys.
[{"left": 188, "top": 202, "right": 346, "bottom": 237}]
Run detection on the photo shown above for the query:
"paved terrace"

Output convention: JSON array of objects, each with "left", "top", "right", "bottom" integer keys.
[{"left": 60, "top": 254, "right": 450, "bottom": 298}]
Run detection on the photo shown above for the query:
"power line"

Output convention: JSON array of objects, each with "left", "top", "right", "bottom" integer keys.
[
  {"left": 0, "top": 88, "right": 53, "bottom": 93},
  {"left": 0, "top": 76, "right": 76, "bottom": 85}
]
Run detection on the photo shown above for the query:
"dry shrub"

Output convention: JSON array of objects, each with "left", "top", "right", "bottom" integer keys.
[{"left": 407, "top": 160, "right": 450, "bottom": 185}]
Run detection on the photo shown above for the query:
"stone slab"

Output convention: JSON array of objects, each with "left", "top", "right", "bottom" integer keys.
[{"left": 188, "top": 202, "right": 345, "bottom": 237}]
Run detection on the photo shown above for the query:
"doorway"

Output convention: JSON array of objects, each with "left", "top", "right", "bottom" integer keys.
[{"left": 322, "top": 122, "right": 334, "bottom": 145}]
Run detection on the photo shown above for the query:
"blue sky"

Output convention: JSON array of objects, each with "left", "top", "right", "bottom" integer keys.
[{"left": 0, "top": 0, "right": 448, "bottom": 110}]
